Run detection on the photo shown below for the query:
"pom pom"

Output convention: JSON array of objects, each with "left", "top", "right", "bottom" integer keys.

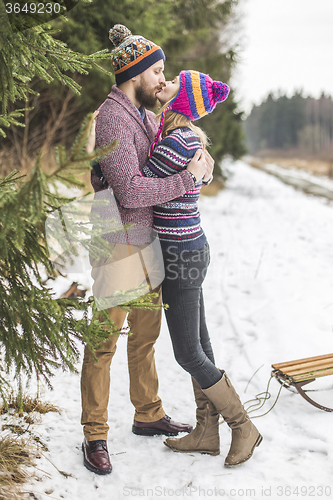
[
  {"left": 212, "top": 81, "right": 230, "bottom": 103},
  {"left": 109, "top": 24, "right": 132, "bottom": 47}
]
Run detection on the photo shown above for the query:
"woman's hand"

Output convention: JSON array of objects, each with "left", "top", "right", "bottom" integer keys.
[
  {"left": 86, "top": 110, "right": 99, "bottom": 154},
  {"left": 186, "top": 149, "right": 207, "bottom": 182},
  {"left": 203, "top": 150, "right": 214, "bottom": 182}
]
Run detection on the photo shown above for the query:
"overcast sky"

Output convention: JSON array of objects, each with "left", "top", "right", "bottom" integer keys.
[{"left": 233, "top": 0, "right": 333, "bottom": 114}]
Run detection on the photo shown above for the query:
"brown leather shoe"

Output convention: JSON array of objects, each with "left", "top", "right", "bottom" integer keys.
[
  {"left": 132, "top": 415, "right": 193, "bottom": 437},
  {"left": 82, "top": 439, "right": 112, "bottom": 475}
]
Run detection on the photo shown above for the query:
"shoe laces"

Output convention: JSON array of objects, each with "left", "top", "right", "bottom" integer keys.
[{"left": 89, "top": 440, "right": 108, "bottom": 453}]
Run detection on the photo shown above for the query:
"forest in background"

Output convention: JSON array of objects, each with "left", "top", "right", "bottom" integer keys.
[
  {"left": 244, "top": 91, "right": 333, "bottom": 166},
  {"left": 0, "top": 0, "right": 245, "bottom": 178}
]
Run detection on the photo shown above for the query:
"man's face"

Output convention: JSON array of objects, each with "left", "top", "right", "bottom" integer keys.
[{"left": 134, "top": 60, "right": 165, "bottom": 109}]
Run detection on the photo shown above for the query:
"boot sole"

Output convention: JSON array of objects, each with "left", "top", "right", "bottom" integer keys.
[
  {"left": 224, "top": 434, "right": 263, "bottom": 468},
  {"left": 164, "top": 440, "right": 220, "bottom": 456},
  {"left": 132, "top": 425, "right": 179, "bottom": 437},
  {"left": 82, "top": 443, "right": 112, "bottom": 475}
]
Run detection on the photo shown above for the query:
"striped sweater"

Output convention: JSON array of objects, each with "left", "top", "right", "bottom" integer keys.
[
  {"left": 142, "top": 127, "right": 207, "bottom": 253},
  {"left": 91, "top": 86, "right": 195, "bottom": 245}
]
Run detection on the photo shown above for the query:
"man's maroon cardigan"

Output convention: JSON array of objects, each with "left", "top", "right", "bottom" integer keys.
[{"left": 91, "top": 86, "right": 195, "bottom": 245}]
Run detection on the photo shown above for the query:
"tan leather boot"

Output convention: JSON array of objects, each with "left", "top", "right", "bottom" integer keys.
[
  {"left": 164, "top": 378, "right": 220, "bottom": 455},
  {"left": 202, "top": 372, "right": 262, "bottom": 467}
]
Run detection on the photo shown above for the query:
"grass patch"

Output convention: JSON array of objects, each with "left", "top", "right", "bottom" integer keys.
[
  {"left": 248, "top": 155, "right": 333, "bottom": 178},
  {"left": 0, "top": 391, "right": 61, "bottom": 499},
  {"left": 0, "top": 434, "right": 36, "bottom": 499},
  {"left": 0, "top": 392, "right": 60, "bottom": 419}
]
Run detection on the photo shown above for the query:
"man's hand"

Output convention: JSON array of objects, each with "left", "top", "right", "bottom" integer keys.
[
  {"left": 203, "top": 150, "right": 214, "bottom": 182},
  {"left": 186, "top": 149, "right": 207, "bottom": 182}
]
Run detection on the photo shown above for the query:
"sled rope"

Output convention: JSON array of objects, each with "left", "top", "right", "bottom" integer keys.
[
  {"left": 243, "top": 375, "right": 286, "bottom": 418},
  {"left": 218, "top": 375, "right": 286, "bottom": 425}
]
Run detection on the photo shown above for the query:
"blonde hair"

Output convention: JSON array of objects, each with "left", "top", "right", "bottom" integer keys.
[{"left": 157, "top": 96, "right": 209, "bottom": 148}]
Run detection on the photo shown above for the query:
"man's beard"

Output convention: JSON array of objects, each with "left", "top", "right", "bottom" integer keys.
[{"left": 135, "top": 77, "right": 161, "bottom": 109}]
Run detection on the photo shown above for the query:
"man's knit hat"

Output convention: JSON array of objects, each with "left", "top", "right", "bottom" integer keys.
[
  {"left": 149, "top": 70, "right": 230, "bottom": 156},
  {"left": 109, "top": 24, "right": 165, "bottom": 85}
]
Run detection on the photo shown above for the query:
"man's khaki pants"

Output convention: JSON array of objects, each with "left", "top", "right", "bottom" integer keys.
[{"left": 81, "top": 243, "right": 165, "bottom": 441}]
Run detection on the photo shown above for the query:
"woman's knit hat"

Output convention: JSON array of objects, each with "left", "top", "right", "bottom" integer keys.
[
  {"left": 149, "top": 70, "right": 230, "bottom": 157},
  {"left": 109, "top": 24, "right": 165, "bottom": 85}
]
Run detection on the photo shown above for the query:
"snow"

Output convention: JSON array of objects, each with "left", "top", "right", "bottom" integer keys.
[
  {"left": 264, "top": 162, "right": 333, "bottom": 191},
  {"left": 250, "top": 159, "right": 333, "bottom": 200},
  {"left": 25, "top": 160, "right": 333, "bottom": 499}
]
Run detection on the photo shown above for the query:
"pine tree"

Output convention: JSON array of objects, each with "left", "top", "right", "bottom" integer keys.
[
  {"left": 0, "top": 0, "right": 163, "bottom": 387},
  {"left": 243, "top": 90, "right": 333, "bottom": 158},
  {"left": 0, "top": 0, "right": 112, "bottom": 137}
]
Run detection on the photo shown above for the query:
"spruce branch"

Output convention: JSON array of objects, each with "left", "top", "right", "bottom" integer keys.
[
  {"left": 47, "top": 113, "right": 118, "bottom": 181},
  {"left": 0, "top": 14, "right": 112, "bottom": 133}
]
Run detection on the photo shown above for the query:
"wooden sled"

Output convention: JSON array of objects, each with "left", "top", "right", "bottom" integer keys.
[{"left": 272, "top": 353, "right": 333, "bottom": 412}]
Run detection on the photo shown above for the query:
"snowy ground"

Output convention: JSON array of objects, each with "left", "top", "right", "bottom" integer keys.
[
  {"left": 250, "top": 159, "right": 333, "bottom": 200},
  {"left": 24, "top": 160, "right": 333, "bottom": 500}
]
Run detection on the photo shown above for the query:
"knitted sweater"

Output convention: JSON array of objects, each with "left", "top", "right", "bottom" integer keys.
[
  {"left": 91, "top": 86, "right": 195, "bottom": 245},
  {"left": 141, "top": 127, "right": 207, "bottom": 253}
]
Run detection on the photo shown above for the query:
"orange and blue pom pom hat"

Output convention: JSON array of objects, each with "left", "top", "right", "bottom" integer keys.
[
  {"left": 149, "top": 70, "right": 230, "bottom": 157},
  {"left": 109, "top": 24, "right": 165, "bottom": 85}
]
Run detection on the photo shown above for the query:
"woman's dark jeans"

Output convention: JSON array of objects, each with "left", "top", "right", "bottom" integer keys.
[{"left": 162, "top": 242, "right": 222, "bottom": 389}]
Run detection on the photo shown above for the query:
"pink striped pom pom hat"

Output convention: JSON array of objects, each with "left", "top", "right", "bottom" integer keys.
[{"left": 149, "top": 70, "right": 230, "bottom": 157}]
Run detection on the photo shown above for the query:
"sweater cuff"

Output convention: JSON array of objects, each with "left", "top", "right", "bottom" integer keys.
[
  {"left": 202, "top": 174, "right": 213, "bottom": 186},
  {"left": 180, "top": 170, "right": 195, "bottom": 190}
]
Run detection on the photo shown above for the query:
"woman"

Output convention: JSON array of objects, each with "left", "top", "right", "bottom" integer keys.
[{"left": 141, "top": 70, "right": 262, "bottom": 468}]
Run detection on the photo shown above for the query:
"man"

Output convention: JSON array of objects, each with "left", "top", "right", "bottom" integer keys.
[{"left": 81, "top": 24, "right": 209, "bottom": 475}]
